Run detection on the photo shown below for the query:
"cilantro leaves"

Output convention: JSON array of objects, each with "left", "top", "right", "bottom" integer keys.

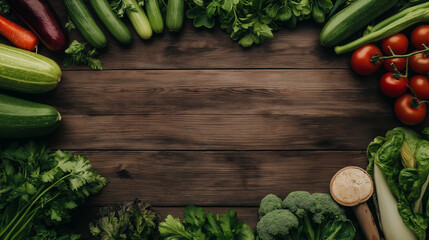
[
  {"left": 63, "top": 40, "right": 103, "bottom": 70},
  {"left": 159, "top": 205, "right": 256, "bottom": 239},
  {"left": 186, "top": 0, "right": 333, "bottom": 47},
  {"left": 0, "top": 142, "right": 107, "bottom": 240}
]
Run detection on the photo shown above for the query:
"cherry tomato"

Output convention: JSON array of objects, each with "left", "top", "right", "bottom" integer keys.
[
  {"left": 410, "top": 75, "right": 429, "bottom": 99},
  {"left": 384, "top": 58, "right": 406, "bottom": 72},
  {"left": 351, "top": 45, "right": 383, "bottom": 75},
  {"left": 411, "top": 25, "right": 429, "bottom": 50},
  {"left": 395, "top": 94, "right": 427, "bottom": 125},
  {"left": 379, "top": 72, "right": 409, "bottom": 97},
  {"left": 381, "top": 33, "right": 409, "bottom": 55},
  {"left": 410, "top": 51, "right": 429, "bottom": 74}
]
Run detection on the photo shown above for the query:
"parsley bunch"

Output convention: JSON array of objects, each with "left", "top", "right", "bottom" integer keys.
[
  {"left": 63, "top": 40, "right": 103, "bottom": 70},
  {"left": 159, "top": 205, "right": 256, "bottom": 239},
  {"left": 0, "top": 142, "right": 108, "bottom": 240},
  {"left": 90, "top": 200, "right": 160, "bottom": 240},
  {"left": 186, "top": 0, "right": 333, "bottom": 47}
]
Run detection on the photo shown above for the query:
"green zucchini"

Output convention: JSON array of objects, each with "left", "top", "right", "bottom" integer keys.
[
  {"left": 89, "top": 0, "right": 132, "bottom": 45},
  {"left": 64, "top": 0, "right": 107, "bottom": 48},
  {"left": 166, "top": 0, "right": 184, "bottom": 32},
  {"left": 320, "top": 0, "right": 400, "bottom": 47},
  {"left": 145, "top": 0, "right": 164, "bottom": 34},
  {"left": 0, "top": 44, "right": 61, "bottom": 94},
  {"left": 0, "top": 94, "right": 61, "bottom": 138},
  {"left": 125, "top": 0, "right": 153, "bottom": 39}
]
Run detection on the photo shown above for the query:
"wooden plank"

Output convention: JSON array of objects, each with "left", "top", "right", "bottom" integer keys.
[
  {"left": 0, "top": 1, "right": 350, "bottom": 70},
  {"left": 18, "top": 69, "right": 388, "bottom": 115},
  {"left": 47, "top": 114, "right": 399, "bottom": 150},
  {"left": 65, "top": 151, "right": 368, "bottom": 206}
]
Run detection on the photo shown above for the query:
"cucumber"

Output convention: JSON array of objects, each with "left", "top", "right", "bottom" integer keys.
[
  {"left": 64, "top": 0, "right": 107, "bottom": 48},
  {"left": 125, "top": 0, "right": 153, "bottom": 39},
  {"left": 320, "top": 0, "right": 399, "bottom": 47},
  {"left": 166, "top": 0, "right": 184, "bottom": 32},
  {"left": 0, "top": 43, "right": 61, "bottom": 94},
  {"left": 0, "top": 94, "right": 61, "bottom": 138},
  {"left": 145, "top": 0, "right": 164, "bottom": 34},
  {"left": 89, "top": 0, "right": 132, "bottom": 45}
]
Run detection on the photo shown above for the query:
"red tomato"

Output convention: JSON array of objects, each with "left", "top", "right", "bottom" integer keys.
[
  {"left": 381, "top": 33, "right": 409, "bottom": 55},
  {"left": 351, "top": 45, "right": 383, "bottom": 75},
  {"left": 384, "top": 58, "right": 406, "bottom": 72},
  {"left": 410, "top": 51, "right": 429, "bottom": 74},
  {"left": 379, "top": 72, "right": 409, "bottom": 97},
  {"left": 410, "top": 75, "right": 429, "bottom": 99},
  {"left": 411, "top": 25, "right": 429, "bottom": 50},
  {"left": 395, "top": 94, "right": 427, "bottom": 125}
]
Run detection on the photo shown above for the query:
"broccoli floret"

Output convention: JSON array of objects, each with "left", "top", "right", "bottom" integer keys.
[
  {"left": 259, "top": 194, "right": 282, "bottom": 218},
  {"left": 256, "top": 192, "right": 351, "bottom": 240},
  {"left": 282, "top": 191, "right": 317, "bottom": 239},
  {"left": 256, "top": 209, "right": 299, "bottom": 240},
  {"left": 312, "top": 193, "right": 346, "bottom": 224}
]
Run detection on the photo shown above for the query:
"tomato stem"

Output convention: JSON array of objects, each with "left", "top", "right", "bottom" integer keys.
[
  {"left": 374, "top": 46, "right": 426, "bottom": 78},
  {"left": 372, "top": 46, "right": 429, "bottom": 61}
]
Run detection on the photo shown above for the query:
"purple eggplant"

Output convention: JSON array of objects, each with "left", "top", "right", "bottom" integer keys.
[{"left": 7, "top": 0, "right": 67, "bottom": 51}]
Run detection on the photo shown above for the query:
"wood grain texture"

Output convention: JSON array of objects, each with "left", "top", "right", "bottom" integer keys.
[
  {"left": 22, "top": 69, "right": 386, "bottom": 115},
  {"left": 47, "top": 114, "right": 398, "bottom": 150},
  {"left": 69, "top": 150, "right": 367, "bottom": 206}
]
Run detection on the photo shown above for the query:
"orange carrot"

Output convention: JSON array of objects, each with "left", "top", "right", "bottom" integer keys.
[{"left": 0, "top": 15, "right": 38, "bottom": 51}]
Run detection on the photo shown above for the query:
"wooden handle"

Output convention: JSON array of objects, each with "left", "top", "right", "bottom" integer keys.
[{"left": 353, "top": 203, "right": 380, "bottom": 240}]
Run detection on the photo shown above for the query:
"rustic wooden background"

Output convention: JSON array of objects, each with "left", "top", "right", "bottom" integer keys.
[{"left": 2, "top": 1, "right": 427, "bottom": 239}]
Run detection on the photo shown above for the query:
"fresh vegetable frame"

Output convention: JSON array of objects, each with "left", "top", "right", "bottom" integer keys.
[{"left": 1, "top": 0, "right": 429, "bottom": 239}]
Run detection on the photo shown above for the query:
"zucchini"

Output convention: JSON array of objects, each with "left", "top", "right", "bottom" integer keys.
[
  {"left": 166, "top": 0, "right": 184, "bottom": 32},
  {"left": 335, "top": 2, "right": 429, "bottom": 54},
  {"left": 0, "top": 43, "right": 61, "bottom": 94},
  {"left": 145, "top": 0, "right": 164, "bottom": 34},
  {"left": 125, "top": 0, "right": 153, "bottom": 39},
  {"left": 89, "top": 0, "right": 132, "bottom": 45},
  {"left": 320, "top": 0, "right": 400, "bottom": 47},
  {"left": 64, "top": 0, "right": 107, "bottom": 48},
  {"left": 0, "top": 94, "right": 61, "bottom": 138}
]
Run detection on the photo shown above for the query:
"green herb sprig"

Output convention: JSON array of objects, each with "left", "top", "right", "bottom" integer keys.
[
  {"left": 63, "top": 40, "right": 103, "bottom": 70},
  {"left": 0, "top": 142, "right": 107, "bottom": 240},
  {"left": 159, "top": 205, "right": 256, "bottom": 239}
]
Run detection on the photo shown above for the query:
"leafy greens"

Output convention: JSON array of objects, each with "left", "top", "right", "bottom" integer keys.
[
  {"left": 63, "top": 40, "right": 103, "bottom": 70},
  {"left": 0, "top": 142, "right": 107, "bottom": 240},
  {"left": 185, "top": 0, "right": 333, "bottom": 47},
  {"left": 90, "top": 199, "right": 160, "bottom": 240},
  {"left": 159, "top": 205, "right": 256, "bottom": 239},
  {"left": 367, "top": 127, "right": 429, "bottom": 240}
]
